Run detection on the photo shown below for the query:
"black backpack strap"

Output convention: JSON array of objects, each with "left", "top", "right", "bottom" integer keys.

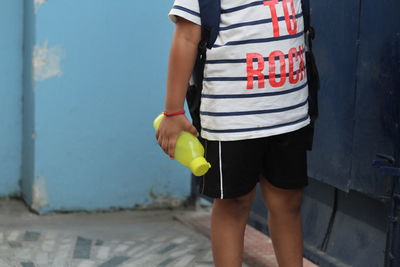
[
  {"left": 301, "top": 0, "right": 320, "bottom": 150},
  {"left": 302, "top": 0, "right": 315, "bottom": 51},
  {"left": 186, "top": 0, "right": 221, "bottom": 132},
  {"left": 199, "top": 0, "right": 221, "bottom": 49},
  {"left": 302, "top": 0, "right": 310, "bottom": 32}
]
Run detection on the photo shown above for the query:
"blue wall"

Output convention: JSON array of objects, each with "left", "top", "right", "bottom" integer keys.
[
  {"left": 0, "top": 0, "right": 23, "bottom": 197},
  {"left": 26, "top": 0, "right": 191, "bottom": 213}
]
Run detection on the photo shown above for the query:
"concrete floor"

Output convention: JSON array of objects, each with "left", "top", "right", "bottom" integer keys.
[{"left": 0, "top": 199, "right": 248, "bottom": 267}]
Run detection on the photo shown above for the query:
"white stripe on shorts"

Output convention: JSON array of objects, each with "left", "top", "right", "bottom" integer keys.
[
  {"left": 201, "top": 140, "right": 208, "bottom": 195},
  {"left": 218, "top": 141, "right": 224, "bottom": 199}
]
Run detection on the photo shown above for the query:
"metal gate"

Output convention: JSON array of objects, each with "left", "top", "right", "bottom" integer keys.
[{"left": 248, "top": 0, "right": 400, "bottom": 266}]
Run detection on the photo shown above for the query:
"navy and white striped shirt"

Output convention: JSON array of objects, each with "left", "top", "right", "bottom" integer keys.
[{"left": 169, "top": 0, "right": 310, "bottom": 141}]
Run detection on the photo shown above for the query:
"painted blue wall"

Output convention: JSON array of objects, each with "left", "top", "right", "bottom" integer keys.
[
  {"left": 29, "top": 0, "right": 190, "bottom": 213},
  {"left": 0, "top": 0, "right": 23, "bottom": 197}
]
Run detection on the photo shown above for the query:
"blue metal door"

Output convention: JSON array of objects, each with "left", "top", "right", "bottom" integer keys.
[{"left": 248, "top": 0, "right": 400, "bottom": 266}]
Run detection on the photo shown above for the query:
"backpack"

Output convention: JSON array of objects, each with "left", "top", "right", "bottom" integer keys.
[{"left": 186, "top": 0, "right": 319, "bottom": 150}]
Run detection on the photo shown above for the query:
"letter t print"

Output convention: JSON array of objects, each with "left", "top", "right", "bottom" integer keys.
[{"left": 263, "top": 0, "right": 280, "bottom": 37}]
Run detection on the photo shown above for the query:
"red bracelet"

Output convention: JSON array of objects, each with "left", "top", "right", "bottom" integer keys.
[{"left": 163, "top": 110, "right": 185, "bottom": 117}]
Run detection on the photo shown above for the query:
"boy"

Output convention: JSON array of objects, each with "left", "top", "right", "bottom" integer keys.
[{"left": 156, "top": 0, "right": 310, "bottom": 266}]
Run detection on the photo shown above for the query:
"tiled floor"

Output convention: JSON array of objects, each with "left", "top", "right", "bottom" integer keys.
[
  {"left": 0, "top": 199, "right": 243, "bottom": 267},
  {"left": 0, "top": 228, "right": 215, "bottom": 266}
]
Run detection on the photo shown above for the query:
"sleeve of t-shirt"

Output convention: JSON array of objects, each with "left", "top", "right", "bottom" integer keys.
[{"left": 168, "top": 0, "right": 201, "bottom": 26}]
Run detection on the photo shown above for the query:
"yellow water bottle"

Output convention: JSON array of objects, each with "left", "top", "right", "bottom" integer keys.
[{"left": 153, "top": 114, "right": 211, "bottom": 176}]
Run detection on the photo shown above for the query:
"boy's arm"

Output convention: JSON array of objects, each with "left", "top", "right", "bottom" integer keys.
[{"left": 156, "top": 17, "right": 201, "bottom": 159}]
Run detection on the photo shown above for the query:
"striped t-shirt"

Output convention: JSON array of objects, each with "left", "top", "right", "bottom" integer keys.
[{"left": 169, "top": 0, "right": 310, "bottom": 141}]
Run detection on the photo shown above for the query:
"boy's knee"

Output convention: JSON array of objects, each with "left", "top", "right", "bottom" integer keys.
[
  {"left": 233, "top": 193, "right": 255, "bottom": 210},
  {"left": 267, "top": 190, "right": 303, "bottom": 215}
]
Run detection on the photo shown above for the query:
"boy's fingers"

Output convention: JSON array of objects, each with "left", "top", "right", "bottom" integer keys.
[
  {"left": 161, "top": 138, "right": 168, "bottom": 154},
  {"left": 167, "top": 145, "right": 174, "bottom": 159},
  {"left": 187, "top": 124, "right": 198, "bottom": 137},
  {"left": 158, "top": 134, "right": 165, "bottom": 148},
  {"left": 157, "top": 135, "right": 162, "bottom": 146},
  {"left": 166, "top": 140, "right": 172, "bottom": 157},
  {"left": 168, "top": 139, "right": 176, "bottom": 159}
]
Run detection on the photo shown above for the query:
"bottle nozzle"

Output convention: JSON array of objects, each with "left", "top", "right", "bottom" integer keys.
[{"left": 189, "top": 157, "right": 211, "bottom": 176}]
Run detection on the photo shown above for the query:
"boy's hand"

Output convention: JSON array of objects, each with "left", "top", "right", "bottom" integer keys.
[{"left": 156, "top": 115, "right": 198, "bottom": 159}]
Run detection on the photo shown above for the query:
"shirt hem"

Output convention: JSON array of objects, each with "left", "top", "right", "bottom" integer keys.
[{"left": 201, "top": 118, "right": 311, "bottom": 141}]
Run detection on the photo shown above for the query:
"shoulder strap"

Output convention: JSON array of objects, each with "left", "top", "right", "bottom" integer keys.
[
  {"left": 186, "top": 0, "right": 221, "bottom": 133},
  {"left": 301, "top": 0, "right": 315, "bottom": 50},
  {"left": 198, "top": 0, "right": 221, "bottom": 49},
  {"left": 301, "top": 0, "right": 319, "bottom": 150},
  {"left": 301, "top": 0, "right": 310, "bottom": 32}
]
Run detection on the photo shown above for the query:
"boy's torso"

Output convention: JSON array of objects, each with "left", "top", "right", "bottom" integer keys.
[{"left": 170, "top": 0, "right": 310, "bottom": 141}]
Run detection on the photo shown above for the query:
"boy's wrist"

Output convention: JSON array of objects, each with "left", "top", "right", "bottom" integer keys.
[
  {"left": 164, "top": 106, "right": 185, "bottom": 113},
  {"left": 163, "top": 109, "right": 185, "bottom": 117}
]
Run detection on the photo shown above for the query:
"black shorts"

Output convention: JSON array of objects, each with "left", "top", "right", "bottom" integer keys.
[{"left": 199, "top": 125, "right": 310, "bottom": 199}]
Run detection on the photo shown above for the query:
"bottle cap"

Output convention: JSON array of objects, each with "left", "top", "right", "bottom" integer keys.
[{"left": 189, "top": 157, "right": 211, "bottom": 176}]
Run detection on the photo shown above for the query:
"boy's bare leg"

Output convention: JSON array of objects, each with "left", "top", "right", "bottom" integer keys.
[
  {"left": 259, "top": 177, "right": 304, "bottom": 267},
  {"left": 211, "top": 187, "right": 256, "bottom": 267}
]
